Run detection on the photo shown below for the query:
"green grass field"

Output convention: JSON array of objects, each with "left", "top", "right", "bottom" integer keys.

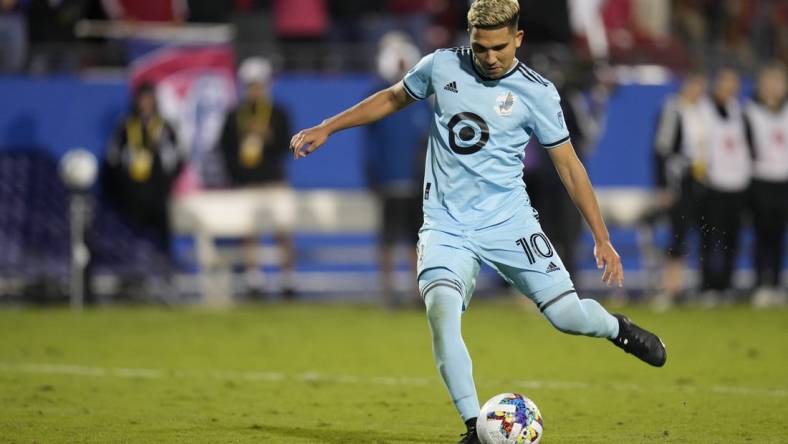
[{"left": 1, "top": 300, "right": 787, "bottom": 443}]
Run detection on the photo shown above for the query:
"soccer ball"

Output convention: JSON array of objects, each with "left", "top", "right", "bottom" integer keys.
[{"left": 476, "top": 393, "right": 543, "bottom": 444}]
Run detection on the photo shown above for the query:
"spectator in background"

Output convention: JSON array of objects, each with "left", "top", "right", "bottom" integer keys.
[
  {"left": 775, "top": 4, "right": 788, "bottom": 66},
  {"left": 672, "top": 0, "right": 785, "bottom": 72},
  {"left": 272, "top": 0, "right": 328, "bottom": 70},
  {"left": 425, "top": 0, "right": 470, "bottom": 49},
  {"left": 745, "top": 63, "right": 788, "bottom": 308},
  {"left": 103, "top": 83, "right": 183, "bottom": 263},
  {"left": 218, "top": 57, "right": 296, "bottom": 299},
  {"left": 672, "top": 0, "right": 707, "bottom": 58},
  {"left": 26, "top": 0, "right": 90, "bottom": 74},
  {"left": 100, "top": 0, "right": 187, "bottom": 22},
  {"left": 0, "top": 0, "right": 27, "bottom": 72},
  {"left": 695, "top": 68, "right": 751, "bottom": 306},
  {"left": 518, "top": 0, "right": 572, "bottom": 46},
  {"left": 186, "top": 0, "right": 232, "bottom": 23},
  {"left": 365, "top": 33, "right": 429, "bottom": 308},
  {"left": 652, "top": 71, "right": 707, "bottom": 310},
  {"left": 749, "top": 0, "right": 783, "bottom": 64},
  {"left": 273, "top": 0, "right": 327, "bottom": 40},
  {"left": 374, "top": 0, "right": 432, "bottom": 50},
  {"left": 631, "top": 0, "right": 671, "bottom": 42},
  {"left": 568, "top": 0, "right": 609, "bottom": 60},
  {"left": 328, "top": 0, "right": 376, "bottom": 43}
]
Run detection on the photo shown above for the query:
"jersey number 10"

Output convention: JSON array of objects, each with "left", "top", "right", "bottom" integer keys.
[{"left": 515, "top": 233, "right": 554, "bottom": 265}]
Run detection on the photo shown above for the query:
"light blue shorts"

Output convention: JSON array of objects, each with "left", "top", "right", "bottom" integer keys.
[{"left": 417, "top": 207, "right": 574, "bottom": 310}]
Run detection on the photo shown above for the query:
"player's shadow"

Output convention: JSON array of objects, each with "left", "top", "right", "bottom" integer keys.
[{"left": 250, "top": 423, "right": 444, "bottom": 443}]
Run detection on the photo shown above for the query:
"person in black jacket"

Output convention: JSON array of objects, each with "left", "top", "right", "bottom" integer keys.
[
  {"left": 219, "top": 57, "right": 296, "bottom": 299},
  {"left": 103, "top": 82, "right": 183, "bottom": 262}
]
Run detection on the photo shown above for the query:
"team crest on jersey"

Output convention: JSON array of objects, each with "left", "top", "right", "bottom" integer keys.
[{"left": 495, "top": 91, "right": 516, "bottom": 116}]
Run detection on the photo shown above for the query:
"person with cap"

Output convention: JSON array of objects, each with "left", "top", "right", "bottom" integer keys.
[{"left": 218, "top": 57, "right": 297, "bottom": 299}]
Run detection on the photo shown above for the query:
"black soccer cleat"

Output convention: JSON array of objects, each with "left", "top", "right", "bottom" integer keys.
[
  {"left": 457, "top": 418, "right": 481, "bottom": 444},
  {"left": 608, "top": 314, "right": 667, "bottom": 367}
]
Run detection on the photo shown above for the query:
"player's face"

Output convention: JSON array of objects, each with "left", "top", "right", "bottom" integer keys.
[{"left": 469, "top": 26, "right": 523, "bottom": 79}]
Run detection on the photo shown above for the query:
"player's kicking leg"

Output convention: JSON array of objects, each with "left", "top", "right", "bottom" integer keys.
[
  {"left": 481, "top": 210, "right": 667, "bottom": 368},
  {"left": 533, "top": 283, "right": 667, "bottom": 367}
]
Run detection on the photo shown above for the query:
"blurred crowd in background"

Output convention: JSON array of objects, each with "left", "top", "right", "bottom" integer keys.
[
  {"left": 652, "top": 64, "right": 787, "bottom": 309},
  {"left": 0, "top": 0, "right": 786, "bottom": 310},
  {"left": 1, "top": 0, "right": 787, "bottom": 73}
]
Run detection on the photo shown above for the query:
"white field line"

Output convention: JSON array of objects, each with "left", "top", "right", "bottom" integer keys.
[
  {"left": 0, "top": 363, "right": 429, "bottom": 387},
  {"left": 0, "top": 362, "right": 786, "bottom": 399}
]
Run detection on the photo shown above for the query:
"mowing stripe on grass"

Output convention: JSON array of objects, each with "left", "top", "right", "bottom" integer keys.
[{"left": 1, "top": 362, "right": 786, "bottom": 399}]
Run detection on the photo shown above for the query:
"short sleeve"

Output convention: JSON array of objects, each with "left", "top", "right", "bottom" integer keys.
[
  {"left": 402, "top": 52, "right": 435, "bottom": 101},
  {"left": 530, "top": 84, "right": 570, "bottom": 148}
]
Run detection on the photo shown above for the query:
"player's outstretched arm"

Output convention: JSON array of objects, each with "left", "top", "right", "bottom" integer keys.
[
  {"left": 547, "top": 141, "right": 624, "bottom": 287},
  {"left": 290, "top": 81, "right": 416, "bottom": 159}
]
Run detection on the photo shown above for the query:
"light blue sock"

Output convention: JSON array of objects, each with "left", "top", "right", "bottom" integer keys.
[
  {"left": 542, "top": 293, "right": 619, "bottom": 338},
  {"left": 423, "top": 283, "right": 480, "bottom": 421}
]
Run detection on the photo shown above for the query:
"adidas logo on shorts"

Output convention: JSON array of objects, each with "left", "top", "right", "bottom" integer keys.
[{"left": 546, "top": 262, "right": 561, "bottom": 273}]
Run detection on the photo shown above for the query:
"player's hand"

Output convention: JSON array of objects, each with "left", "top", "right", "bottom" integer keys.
[
  {"left": 290, "top": 125, "right": 330, "bottom": 159},
  {"left": 593, "top": 240, "right": 624, "bottom": 287}
]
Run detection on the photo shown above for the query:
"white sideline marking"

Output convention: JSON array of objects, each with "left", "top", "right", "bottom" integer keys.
[
  {"left": 113, "top": 368, "right": 163, "bottom": 379},
  {"left": 710, "top": 385, "right": 788, "bottom": 398},
  {"left": 0, "top": 362, "right": 786, "bottom": 398}
]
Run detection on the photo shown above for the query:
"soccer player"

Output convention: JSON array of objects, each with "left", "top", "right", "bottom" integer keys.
[{"left": 290, "top": 1, "right": 666, "bottom": 442}]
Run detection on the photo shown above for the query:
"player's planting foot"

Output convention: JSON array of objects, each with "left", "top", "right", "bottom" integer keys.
[
  {"left": 608, "top": 314, "right": 667, "bottom": 367},
  {"left": 457, "top": 418, "right": 481, "bottom": 444}
]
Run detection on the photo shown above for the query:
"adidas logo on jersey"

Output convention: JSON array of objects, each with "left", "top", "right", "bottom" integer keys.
[
  {"left": 546, "top": 262, "right": 561, "bottom": 273},
  {"left": 443, "top": 81, "right": 458, "bottom": 93}
]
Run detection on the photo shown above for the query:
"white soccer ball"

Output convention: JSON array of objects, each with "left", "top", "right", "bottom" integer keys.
[
  {"left": 59, "top": 148, "right": 98, "bottom": 191},
  {"left": 477, "top": 393, "right": 543, "bottom": 444}
]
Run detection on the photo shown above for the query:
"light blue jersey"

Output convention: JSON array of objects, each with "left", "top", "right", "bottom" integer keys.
[{"left": 403, "top": 47, "right": 570, "bottom": 229}]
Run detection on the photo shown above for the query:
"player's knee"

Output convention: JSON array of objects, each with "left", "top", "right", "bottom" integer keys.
[
  {"left": 424, "top": 285, "right": 462, "bottom": 322},
  {"left": 422, "top": 280, "right": 463, "bottom": 333},
  {"left": 420, "top": 270, "right": 464, "bottom": 313}
]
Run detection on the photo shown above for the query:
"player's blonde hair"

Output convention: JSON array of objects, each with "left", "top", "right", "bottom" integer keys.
[{"left": 467, "top": 0, "right": 520, "bottom": 30}]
